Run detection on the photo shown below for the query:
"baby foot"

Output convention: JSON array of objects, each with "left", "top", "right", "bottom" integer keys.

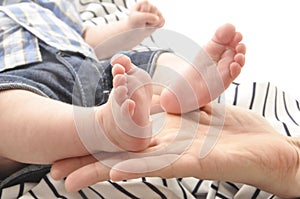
[
  {"left": 96, "top": 54, "right": 153, "bottom": 152},
  {"left": 160, "top": 23, "right": 246, "bottom": 114}
]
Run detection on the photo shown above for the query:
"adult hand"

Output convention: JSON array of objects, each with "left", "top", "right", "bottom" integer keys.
[{"left": 51, "top": 104, "right": 300, "bottom": 198}]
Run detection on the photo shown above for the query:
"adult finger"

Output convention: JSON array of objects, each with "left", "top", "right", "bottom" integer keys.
[
  {"left": 51, "top": 155, "right": 97, "bottom": 180},
  {"left": 63, "top": 152, "right": 144, "bottom": 192},
  {"left": 110, "top": 154, "right": 199, "bottom": 181},
  {"left": 64, "top": 161, "right": 111, "bottom": 192}
]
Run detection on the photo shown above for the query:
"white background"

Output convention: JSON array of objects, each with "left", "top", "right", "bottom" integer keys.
[{"left": 149, "top": 0, "right": 300, "bottom": 100}]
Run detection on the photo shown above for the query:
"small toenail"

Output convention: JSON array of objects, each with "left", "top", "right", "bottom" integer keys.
[{"left": 110, "top": 54, "right": 125, "bottom": 64}]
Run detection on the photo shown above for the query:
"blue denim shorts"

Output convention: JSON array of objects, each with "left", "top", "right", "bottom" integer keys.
[
  {"left": 0, "top": 43, "right": 169, "bottom": 189},
  {"left": 0, "top": 43, "right": 166, "bottom": 106}
]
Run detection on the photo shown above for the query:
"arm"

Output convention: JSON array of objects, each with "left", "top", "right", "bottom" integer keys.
[{"left": 83, "top": 0, "right": 164, "bottom": 59}]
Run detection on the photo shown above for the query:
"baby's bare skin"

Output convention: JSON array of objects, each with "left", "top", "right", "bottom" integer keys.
[
  {"left": 91, "top": 23, "right": 246, "bottom": 154},
  {"left": 0, "top": 0, "right": 164, "bottom": 168},
  {"left": 95, "top": 54, "right": 153, "bottom": 152},
  {"left": 160, "top": 23, "right": 245, "bottom": 113}
]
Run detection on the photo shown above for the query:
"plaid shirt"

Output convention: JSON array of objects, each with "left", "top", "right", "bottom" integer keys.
[{"left": 0, "top": 0, "right": 96, "bottom": 71}]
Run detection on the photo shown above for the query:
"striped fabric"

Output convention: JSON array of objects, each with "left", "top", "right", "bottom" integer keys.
[
  {"left": 1, "top": 81, "right": 298, "bottom": 199},
  {"left": 78, "top": 0, "right": 135, "bottom": 27}
]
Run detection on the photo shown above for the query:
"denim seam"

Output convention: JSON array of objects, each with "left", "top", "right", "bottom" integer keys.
[
  {"left": 55, "top": 52, "right": 87, "bottom": 107},
  {"left": 148, "top": 49, "right": 173, "bottom": 77},
  {"left": 90, "top": 60, "right": 110, "bottom": 106}
]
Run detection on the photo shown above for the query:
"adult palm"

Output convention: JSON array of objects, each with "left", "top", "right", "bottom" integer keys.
[{"left": 51, "top": 104, "right": 300, "bottom": 198}]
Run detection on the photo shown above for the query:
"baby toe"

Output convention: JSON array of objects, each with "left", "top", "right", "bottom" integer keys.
[
  {"left": 113, "top": 74, "right": 127, "bottom": 88},
  {"left": 114, "top": 85, "right": 128, "bottom": 105}
]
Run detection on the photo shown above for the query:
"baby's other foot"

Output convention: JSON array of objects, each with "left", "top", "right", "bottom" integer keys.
[{"left": 160, "top": 23, "right": 246, "bottom": 114}]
